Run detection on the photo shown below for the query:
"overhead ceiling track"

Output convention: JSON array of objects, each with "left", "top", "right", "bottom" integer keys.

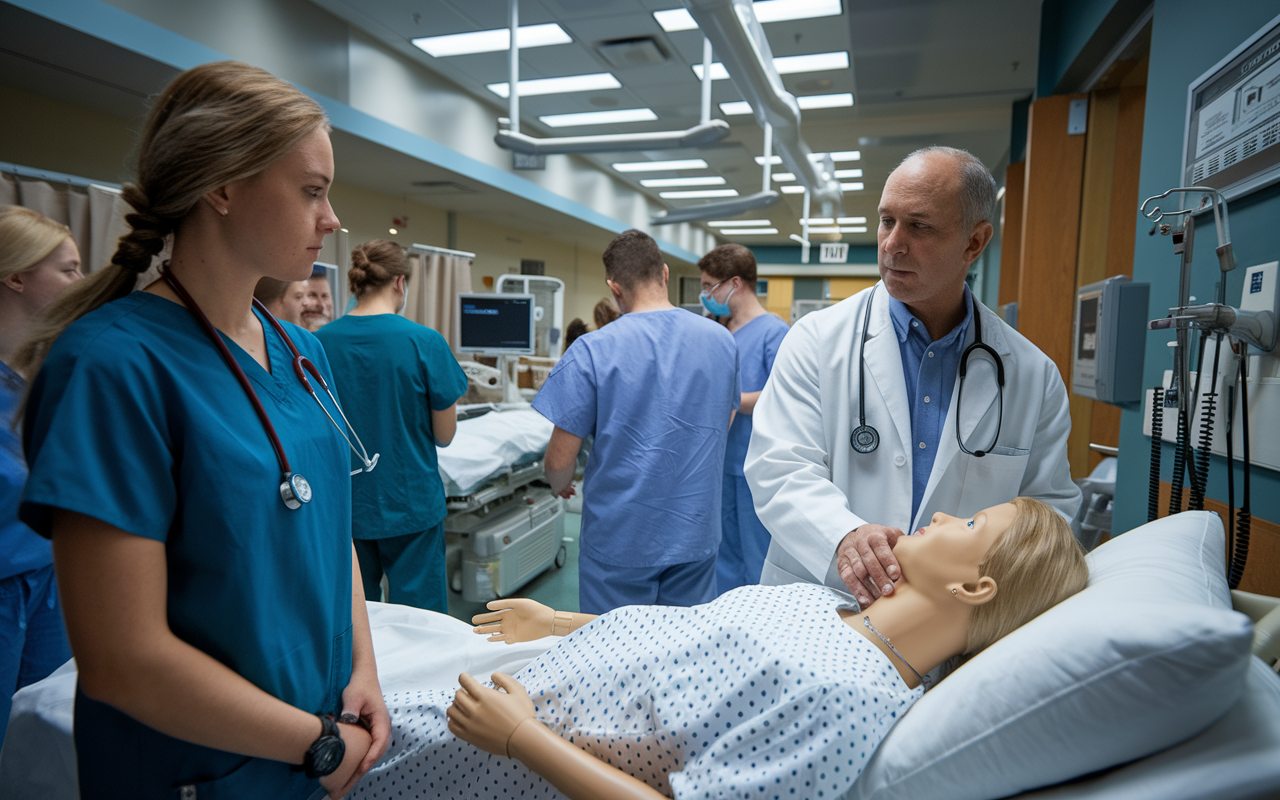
[
  {"left": 493, "top": 0, "right": 730, "bottom": 156},
  {"left": 659, "top": 0, "right": 843, "bottom": 225}
]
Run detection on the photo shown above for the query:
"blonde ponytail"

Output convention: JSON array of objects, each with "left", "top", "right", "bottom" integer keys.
[{"left": 13, "top": 60, "right": 327, "bottom": 377}]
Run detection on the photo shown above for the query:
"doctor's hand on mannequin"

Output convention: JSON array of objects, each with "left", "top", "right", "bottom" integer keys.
[{"left": 836, "top": 524, "right": 906, "bottom": 608}]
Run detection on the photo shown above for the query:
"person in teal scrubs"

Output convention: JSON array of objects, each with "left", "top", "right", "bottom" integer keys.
[
  {"left": 316, "top": 239, "right": 467, "bottom": 612},
  {"left": 15, "top": 62, "right": 387, "bottom": 799},
  {"left": 0, "top": 207, "right": 80, "bottom": 751}
]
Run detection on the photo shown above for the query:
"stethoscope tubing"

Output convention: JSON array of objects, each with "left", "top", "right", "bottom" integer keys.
[{"left": 851, "top": 285, "right": 1004, "bottom": 457}]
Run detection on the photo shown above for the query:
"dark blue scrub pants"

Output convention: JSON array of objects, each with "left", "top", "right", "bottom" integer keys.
[
  {"left": 74, "top": 689, "right": 323, "bottom": 799},
  {"left": 715, "top": 473, "right": 773, "bottom": 595},
  {"left": 354, "top": 522, "right": 447, "bottom": 613},
  {"left": 0, "top": 563, "right": 72, "bottom": 749},
  {"left": 577, "top": 551, "right": 717, "bottom": 615}
]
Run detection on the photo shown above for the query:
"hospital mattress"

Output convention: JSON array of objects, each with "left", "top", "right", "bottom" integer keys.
[
  {"left": 437, "top": 408, "right": 554, "bottom": 497},
  {"left": 0, "top": 603, "right": 558, "bottom": 800}
]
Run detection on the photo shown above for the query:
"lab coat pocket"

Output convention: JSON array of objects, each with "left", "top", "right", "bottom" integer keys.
[{"left": 957, "top": 449, "right": 1031, "bottom": 511}]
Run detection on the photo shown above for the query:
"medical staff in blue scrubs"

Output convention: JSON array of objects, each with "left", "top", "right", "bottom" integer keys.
[
  {"left": 536, "top": 229, "right": 740, "bottom": 615},
  {"left": 696, "top": 244, "right": 790, "bottom": 594},
  {"left": 316, "top": 239, "right": 467, "bottom": 612},
  {"left": 15, "top": 63, "right": 387, "bottom": 799},
  {"left": 0, "top": 207, "right": 80, "bottom": 750}
]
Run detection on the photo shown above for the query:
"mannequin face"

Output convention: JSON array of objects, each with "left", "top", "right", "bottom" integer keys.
[
  {"left": 893, "top": 502, "right": 1017, "bottom": 599},
  {"left": 4, "top": 238, "right": 83, "bottom": 312}
]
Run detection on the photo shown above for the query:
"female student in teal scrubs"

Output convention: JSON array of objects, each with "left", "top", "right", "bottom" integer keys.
[
  {"left": 315, "top": 239, "right": 467, "bottom": 613},
  {"left": 15, "top": 62, "right": 388, "bottom": 799}
]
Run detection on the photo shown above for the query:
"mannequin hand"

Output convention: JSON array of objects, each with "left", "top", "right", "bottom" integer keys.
[
  {"left": 320, "top": 721, "right": 372, "bottom": 799},
  {"left": 339, "top": 669, "right": 391, "bottom": 783},
  {"left": 836, "top": 524, "right": 905, "bottom": 608},
  {"left": 447, "top": 672, "right": 536, "bottom": 757},
  {"left": 473, "top": 598, "right": 555, "bottom": 643}
]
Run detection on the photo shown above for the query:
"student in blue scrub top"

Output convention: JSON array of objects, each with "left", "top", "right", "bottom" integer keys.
[
  {"left": 696, "top": 244, "right": 790, "bottom": 594},
  {"left": 14, "top": 62, "right": 387, "bottom": 799},
  {"left": 0, "top": 207, "right": 81, "bottom": 750},
  {"left": 535, "top": 230, "right": 740, "bottom": 615},
  {"left": 315, "top": 240, "right": 468, "bottom": 613}
]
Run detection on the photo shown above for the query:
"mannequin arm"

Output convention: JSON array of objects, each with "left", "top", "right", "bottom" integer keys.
[
  {"left": 472, "top": 598, "right": 597, "bottom": 643},
  {"left": 449, "top": 673, "right": 664, "bottom": 800}
]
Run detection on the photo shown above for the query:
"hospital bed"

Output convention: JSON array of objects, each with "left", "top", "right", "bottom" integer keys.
[
  {"left": 3, "top": 512, "right": 1278, "bottom": 799},
  {"left": 437, "top": 406, "right": 567, "bottom": 602}
]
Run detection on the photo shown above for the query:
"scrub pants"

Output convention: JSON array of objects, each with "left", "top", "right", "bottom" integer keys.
[
  {"left": 578, "top": 551, "right": 717, "bottom": 615},
  {"left": 715, "top": 473, "right": 773, "bottom": 595},
  {"left": 74, "top": 688, "right": 324, "bottom": 800},
  {"left": 0, "top": 563, "right": 72, "bottom": 748},
  {"left": 354, "top": 522, "right": 447, "bottom": 613}
]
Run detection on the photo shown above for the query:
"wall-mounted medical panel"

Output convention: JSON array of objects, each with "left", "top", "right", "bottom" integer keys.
[{"left": 1072, "top": 275, "right": 1150, "bottom": 404}]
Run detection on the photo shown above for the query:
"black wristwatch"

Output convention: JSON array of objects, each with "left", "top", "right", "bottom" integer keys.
[{"left": 302, "top": 714, "right": 345, "bottom": 779}]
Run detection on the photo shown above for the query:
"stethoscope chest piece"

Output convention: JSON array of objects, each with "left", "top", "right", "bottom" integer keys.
[
  {"left": 850, "top": 425, "right": 879, "bottom": 454},
  {"left": 280, "top": 472, "right": 313, "bottom": 510}
]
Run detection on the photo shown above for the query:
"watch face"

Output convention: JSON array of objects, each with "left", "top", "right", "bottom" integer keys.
[
  {"left": 311, "top": 736, "right": 345, "bottom": 776},
  {"left": 292, "top": 474, "right": 313, "bottom": 504}
]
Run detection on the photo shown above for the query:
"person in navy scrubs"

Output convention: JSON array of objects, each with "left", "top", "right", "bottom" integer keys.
[
  {"left": 316, "top": 239, "right": 467, "bottom": 612},
  {"left": 15, "top": 62, "right": 388, "bottom": 799},
  {"left": 0, "top": 206, "right": 81, "bottom": 751},
  {"left": 696, "top": 244, "right": 790, "bottom": 594}
]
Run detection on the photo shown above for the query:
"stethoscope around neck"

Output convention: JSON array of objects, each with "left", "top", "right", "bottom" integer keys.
[
  {"left": 850, "top": 285, "right": 1006, "bottom": 458},
  {"left": 161, "top": 267, "right": 379, "bottom": 510}
]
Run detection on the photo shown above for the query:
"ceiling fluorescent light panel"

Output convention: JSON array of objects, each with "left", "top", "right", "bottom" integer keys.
[
  {"left": 640, "top": 176, "right": 726, "bottom": 187},
  {"left": 487, "top": 73, "right": 620, "bottom": 98},
  {"left": 660, "top": 189, "right": 740, "bottom": 198},
  {"left": 654, "top": 0, "right": 842, "bottom": 32},
  {"left": 413, "top": 23, "right": 570, "bottom": 57},
  {"left": 728, "top": 228, "right": 779, "bottom": 234},
  {"left": 707, "top": 219, "right": 773, "bottom": 226},
  {"left": 613, "top": 159, "right": 708, "bottom": 172},
  {"left": 539, "top": 108, "right": 657, "bottom": 127}
]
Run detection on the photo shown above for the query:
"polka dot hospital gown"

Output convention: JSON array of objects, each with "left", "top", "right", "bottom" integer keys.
[{"left": 353, "top": 584, "right": 922, "bottom": 799}]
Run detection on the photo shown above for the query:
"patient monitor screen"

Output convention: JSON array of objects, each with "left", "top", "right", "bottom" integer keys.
[{"left": 457, "top": 294, "right": 535, "bottom": 354}]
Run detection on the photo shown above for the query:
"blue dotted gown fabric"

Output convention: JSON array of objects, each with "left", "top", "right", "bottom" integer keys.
[{"left": 353, "top": 584, "right": 921, "bottom": 799}]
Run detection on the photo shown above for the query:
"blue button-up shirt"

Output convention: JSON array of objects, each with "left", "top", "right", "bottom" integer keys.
[{"left": 888, "top": 285, "right": 973, "bottom": 523}]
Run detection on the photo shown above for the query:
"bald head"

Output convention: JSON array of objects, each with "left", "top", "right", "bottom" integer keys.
[{"left": 891, "top": 147, "right": 997, "bottom": 231}]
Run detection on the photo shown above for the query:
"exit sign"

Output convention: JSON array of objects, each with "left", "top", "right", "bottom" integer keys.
[{"left": 819, "top": 242, "right": 849, "bottom": 263}]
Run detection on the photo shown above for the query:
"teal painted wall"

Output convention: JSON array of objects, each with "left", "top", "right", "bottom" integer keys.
[
  {"left": 1111, "top": 1, "right": 1280, "bottom": 535},
  {"left": 1037, "top": 0, "right": 1123, "bottom": 96}
]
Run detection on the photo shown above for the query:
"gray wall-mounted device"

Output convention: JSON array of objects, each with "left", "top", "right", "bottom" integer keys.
[{"left": 1072, "top": 275, "right": 1150, "bottom": 404}]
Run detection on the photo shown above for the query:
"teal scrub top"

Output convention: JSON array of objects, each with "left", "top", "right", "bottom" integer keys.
[
  {"left": 21, "top": 292, "right": 353, "bottom": 715},
  {"left": 315, "top": 313, "right": 467, "bottom": 540}
]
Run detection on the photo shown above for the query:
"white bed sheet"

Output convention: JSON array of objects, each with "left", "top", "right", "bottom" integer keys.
[
  {"left": 0, "top": 602, "right": 555, "bottom": 800},
  {"left": 437, "top": 409, "right": 554, "bottom": 496}
]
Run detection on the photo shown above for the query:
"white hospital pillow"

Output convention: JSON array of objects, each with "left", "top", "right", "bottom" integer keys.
[{"left": 847, "top": 510, "right": 1255, "bottom": 800}]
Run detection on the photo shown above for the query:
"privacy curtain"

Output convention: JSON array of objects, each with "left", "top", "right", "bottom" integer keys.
[
  {"left": 403, "top": 251, "right": 473, "bottom": 352},
  {"left": 1, "top": 171, "right": 133, "bottom": 275}
]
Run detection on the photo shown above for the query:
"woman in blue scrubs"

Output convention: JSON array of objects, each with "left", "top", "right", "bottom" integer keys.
[
  {"left": 315, "top": 240, "right": 467, "bottom": 612},
  {"left": 0, "top": 207, "right": 80, "bottom": 751},
  {"left": 697, "top": 244, "right": 790, "bottom": 594},
  {"left": 14, "top": 62, "right": 387, "bottom": 799}
]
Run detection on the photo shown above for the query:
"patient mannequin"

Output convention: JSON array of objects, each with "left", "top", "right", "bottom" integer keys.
[{"left": 351, "top": 498, "right": 1086, "bottom": 800}]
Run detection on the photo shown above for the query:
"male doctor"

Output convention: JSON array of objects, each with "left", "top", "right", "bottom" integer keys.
[{"left": 745, "top": 146, "right": 1080, "bottom": 609}]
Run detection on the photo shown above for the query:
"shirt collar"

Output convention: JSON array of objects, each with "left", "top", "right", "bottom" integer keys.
[{"left": 887, "top": 284, "right": 974, "bottom": 347}]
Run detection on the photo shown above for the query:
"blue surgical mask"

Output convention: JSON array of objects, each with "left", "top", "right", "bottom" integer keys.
[{"left": 700, "top": 281, "right": 736, "bottom": 316}]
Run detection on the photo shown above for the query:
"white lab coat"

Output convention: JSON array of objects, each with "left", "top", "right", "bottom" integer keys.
[{"left": 745, "top": 284, "right": 1081, "bottom": 589}]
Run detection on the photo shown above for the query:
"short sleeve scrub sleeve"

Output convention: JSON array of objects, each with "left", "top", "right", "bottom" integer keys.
[{"left": 21, "top": 292, "right": 353, "bottom": 799}]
